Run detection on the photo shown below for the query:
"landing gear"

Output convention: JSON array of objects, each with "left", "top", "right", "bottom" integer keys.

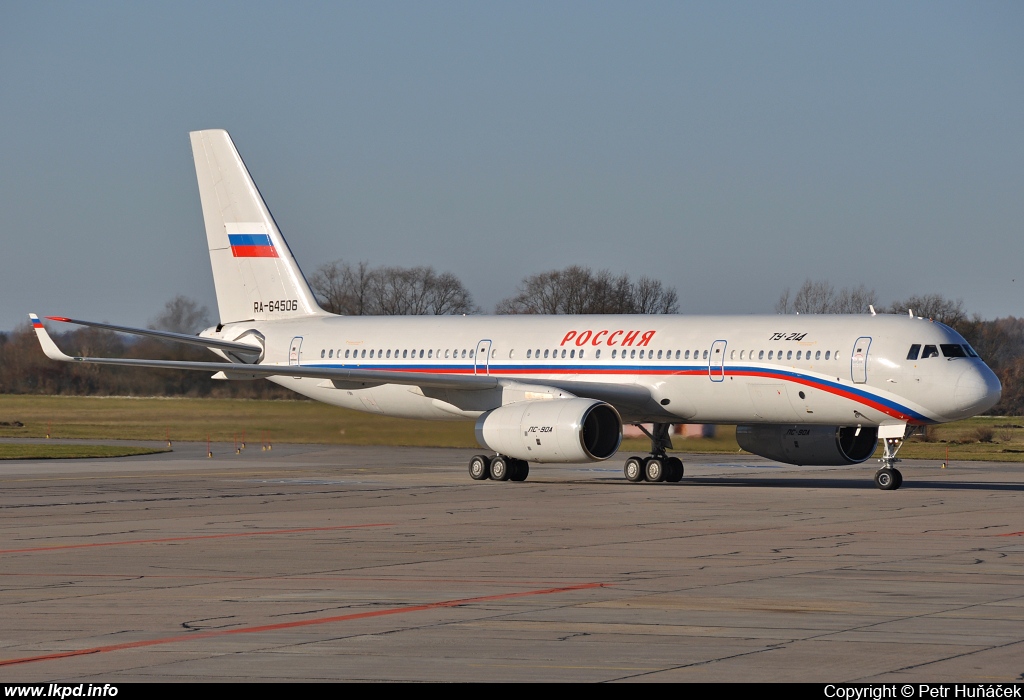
[
  {"left": 874, "top": 431, "right": 906, "bottom": 490},
  {"left": 874, "top": 467, "right": 903, "bottom": 491},
  {"left": 469, "top": 454, "right": 491, "bottom": 480},
  {"left": 624, "top": 456, "right": 645, "bottom": 482},
  {"left": 623, "top": 423, "right": 684, "bottom": 484},
  {"left": 469, "top": 454, "right": 529, "bottom": 482}
]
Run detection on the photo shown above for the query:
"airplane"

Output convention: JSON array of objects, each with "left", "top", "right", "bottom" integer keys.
[{"left": 30, "top": 129, "right": 1002, "bottom": 490}]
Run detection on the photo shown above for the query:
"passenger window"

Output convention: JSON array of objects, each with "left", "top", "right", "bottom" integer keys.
[
  {"left": 787, "top": 350, "right": 792, "bottom": 360},
  {"left": 570, "top": 349, "right": 575, "bottom": 358},
  {"left": 428, "top": 349, "right": 433, "bottom": 358},
  {"left": 321, "top": 349, "right": 325, "bottom": 358},
  {"left": 344, "top": 349, "right": 350, "bottom": 359},
  {"left": 611, "top": 349, "right": 617, "bottom": 358},
  {"left": 768, "top": 350, "right": 773, "bottom": 360},
  {"left": 468, "top": 350, "right": 473, "bottom": 358},
  {"left": 730, "top": 350, "right": 735, "bottom": 360},
  {"left": 739, "top": 350, "right": 744, "bottom": 360},
  {"left": 639, "top": 349, "right": 645, "bottom": 359},
  {"left": 940, "top": 344, "right": 967, "bottom": 358},
  {"left": 702, "top": 350, "right": 708, "bottom": 360},
  {"left": 579, "top": 349, "right": 585, "bottom": 358},
  {"left": 527, "top": 349, "right": 532, "bottom": 358},
  {"left": 796, "top": 351, "right": 801, "bottom": 360},
  {"left": 684, "top": 350, "right": 690, "bottom": 359},
  {"left": 675, "top": 350, "right": 680, "bottom": 359},
  {"left": 328, "top": 349, "right": 333, "bottom": 358},
  {"left": 658, "top": 350, "right": 663, "bottom": 359},
  {"left": 758, "top": 350, "right": 764, "bottom": 360},
  {"left": 400, "top": 349, "right": 406, "bottom": 358},
  {"left": 630, "top": 349, "right": 636, "bottom": 359},
  {"left": 825, "top": 351, "right": 830, "bottom": 360},
  {"left": 907, "top": 344, "right": 920, "bottom": 360},
  {"left": 444, "top": 349, "right": 450, "bottom": 359},
  {"left": 361, "top": 349, "right": 366, "bottom": 358},
  {"left": 595, "top": 349, "right": 600, "bottom": 359},
  {"left": 815, "top": 350, "right": 820, "bottom": 360},
  {"left": 922, "top": 345, "right": 939, "bottom": 359},
  {"left": 561, "top": 349, "right": 566, "bottom": 358}
]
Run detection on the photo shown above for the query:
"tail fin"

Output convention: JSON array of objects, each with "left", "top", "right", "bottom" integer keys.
[{"left": 190, "top": 129, "right": 327, "bottom": 324}]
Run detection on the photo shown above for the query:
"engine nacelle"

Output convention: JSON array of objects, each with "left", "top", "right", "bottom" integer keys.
[
  {"left": 475, "top": 398, "right": 622, "bottom": 463},
  {"left": 736, "top": 424, "right": 879, "bottom": 466}
]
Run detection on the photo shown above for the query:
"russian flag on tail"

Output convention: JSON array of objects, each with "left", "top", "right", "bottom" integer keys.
[{"left": 228, "top": 233, "right": 278, "bottom": 258}]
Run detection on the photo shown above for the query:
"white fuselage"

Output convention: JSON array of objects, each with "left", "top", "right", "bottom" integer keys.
[{"left": 207, "top": 312, "right": 1001, "bottom": 428}]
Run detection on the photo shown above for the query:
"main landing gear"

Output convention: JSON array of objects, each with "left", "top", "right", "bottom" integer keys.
[
  {"left": 623, "top": 422, "right": 684, "bottom": 484},
  {"left": 468, "top": 454, "right": 529, "bottom": 482},
  {"left": 874, "top": 433, "right": 905, "bottom": 491}
]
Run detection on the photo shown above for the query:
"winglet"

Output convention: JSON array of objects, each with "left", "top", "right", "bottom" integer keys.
[{"left": 29, "top": 314, "right": 75, "bottom": 362}]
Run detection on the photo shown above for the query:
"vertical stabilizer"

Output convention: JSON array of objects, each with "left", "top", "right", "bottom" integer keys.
[{"left": 190, "top": 129, "right": 327, "bottom": 324}]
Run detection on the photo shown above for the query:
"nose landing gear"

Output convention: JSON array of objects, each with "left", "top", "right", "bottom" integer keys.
[{"left": 874, "top": 434, "right": 906, "bottom": 490}]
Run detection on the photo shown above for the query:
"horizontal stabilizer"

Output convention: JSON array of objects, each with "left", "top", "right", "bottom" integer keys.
[{"left": 44, "top": 316, "right": 262, "bottom": 359}]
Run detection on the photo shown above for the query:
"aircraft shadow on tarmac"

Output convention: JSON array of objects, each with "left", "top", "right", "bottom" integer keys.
[{"left": 581, "top": 476, "right": 1024, "bottom": 491}]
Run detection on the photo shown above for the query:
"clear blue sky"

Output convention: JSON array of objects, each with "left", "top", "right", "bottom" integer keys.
[{"left": 2, "top": 1, "right": 1021, "bottom": 330}]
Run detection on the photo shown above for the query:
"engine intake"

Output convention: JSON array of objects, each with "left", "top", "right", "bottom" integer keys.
[
  {"left": 736, "top": 424, "right": 879, "bottom": 466},
  {"left": 475, "top": 398, "right": 622, "bottom": 463}
]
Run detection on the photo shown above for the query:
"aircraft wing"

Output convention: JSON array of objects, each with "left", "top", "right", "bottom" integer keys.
[{"left": 30, "top": 314, "right": 653, "bottom": 406}]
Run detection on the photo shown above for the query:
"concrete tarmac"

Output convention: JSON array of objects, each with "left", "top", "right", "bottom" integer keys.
[{"left": 0, "top": 441, "right": 1022, "bottom": 682}]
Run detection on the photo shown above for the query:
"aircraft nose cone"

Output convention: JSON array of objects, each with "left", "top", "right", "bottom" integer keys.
[{"left": 954, "top": 365, "right": 1002, "bottom": 416}]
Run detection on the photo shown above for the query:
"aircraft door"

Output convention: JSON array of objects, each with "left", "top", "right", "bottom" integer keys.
[
  {"left": 474, "top": 339, "right": 492, "bottom": 375},
  {"left": 289, "top": 336, "right": 303, "bottom": 379},
  {"left": 709, "top": 340, "right": 727, "bottom": 382},
  {"left": 851, "top": 337, "right": 871, "bottom": 384}
]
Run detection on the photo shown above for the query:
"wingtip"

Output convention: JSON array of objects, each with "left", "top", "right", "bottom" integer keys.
[
  {"left": 28, "top": 314, "right": 73, "bottom": 362},
  {"left": 46, "top": 316, "right": 71, "bottom": 323}
]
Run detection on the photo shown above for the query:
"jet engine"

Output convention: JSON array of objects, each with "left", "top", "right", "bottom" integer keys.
[
  {"left": 475, "top": 398, "right": 621, "bottom": 463},
  {"left": 736, "top": 424, "right": 878, "bottom": 466}
]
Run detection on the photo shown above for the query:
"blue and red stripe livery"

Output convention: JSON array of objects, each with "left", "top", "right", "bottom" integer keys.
[{"left": 228, "top": 234, "right": 278, "bottom": 258}]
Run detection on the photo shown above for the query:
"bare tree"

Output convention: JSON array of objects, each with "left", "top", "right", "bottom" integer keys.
[
  {"left": 310, "top": 260, "right": 477, "bottom": 315},
  {"left": 776, "top": 279, "right": 877, "bottom": 314},
  {"left": 887, "top": 293, "right": 967, "bottom": 327},
  {"left": 497, "top": 266, "right": 679, "bottom": 315},
  {"left": 150, "top": 296, "right": 211, "bottom": 334}
]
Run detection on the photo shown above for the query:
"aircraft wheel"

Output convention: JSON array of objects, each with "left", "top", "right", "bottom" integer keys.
[
  {"left": 892, "top": 468, "right": 903, "bottom": 489},
  {"left": 490, "top": 455, "right": 511, "bottom": 482},
  {"left": 469, "top": 454, "right": 491, "bottom": 480},
  {"left": 645, "top": 458, "right": 666, "bottom": 483},
  {"left": 874, "top": 468, "right": 900, "bottom": 491},
  {"left": 509, "top": 460, "right": 530, "bottom": 482},
  {"left": 664, "top": 457, "right": 684, "bottom": 483},
  {"left": 624, "top": 456, "right": 645, "bottom": 483}
]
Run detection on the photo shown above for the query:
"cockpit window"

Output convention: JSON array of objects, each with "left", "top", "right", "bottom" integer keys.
[
  {"left": 921, "top": 345, "right": 939, "bottom": 359},
  {"left": 964, "top": 345, "right": 979, "bottom": 358},
  {"left": 940, "top": 344, "right": 967, "bottom": 358},
  {"left": 907, "top": 344, "right": 921, "bottom": 360}
]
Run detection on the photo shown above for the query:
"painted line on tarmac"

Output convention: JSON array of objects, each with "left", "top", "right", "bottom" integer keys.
[
  {"left": 0, "top": 582, "right": 606, "bottom": 667},
  {"left": 0, "top": 523, "right": 392, "bottom": 555}
]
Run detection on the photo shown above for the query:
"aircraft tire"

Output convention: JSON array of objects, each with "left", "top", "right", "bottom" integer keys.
[
  {"left": 893, "top": 468, "right": 903, "bottom": 489},
  {"left": 624, "top": 456, "right": 645, "bottom": 482},
  {"left": 664, "top": 457, "right": 684, "bottom": 482},
  {"left": 509, "top": 460, "right": 530, "bottom": 482},
  {"left": 874, "top": 468, "right": 900, "bottom": 491},
  {"left": 645, "top": 458, "right": 666, "bottom": 483},
  {"left": 491, "top": 456, "right": 511, "bottom": 481},
  {"left": 469, "top": 455, "right": 491, "bottom": 481}
]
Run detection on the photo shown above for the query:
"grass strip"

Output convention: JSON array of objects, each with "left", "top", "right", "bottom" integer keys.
[{"left": 0, "top": 444, "right": 169, "bottom": 460}]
